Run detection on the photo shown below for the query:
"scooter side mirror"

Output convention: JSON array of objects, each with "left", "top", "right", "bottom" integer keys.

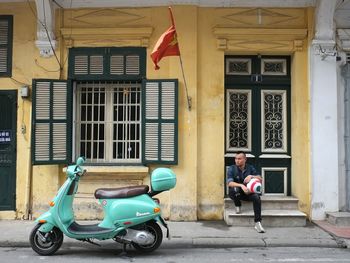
[{"left": 76, "top": 156, "right": 86, "bottom": 166}]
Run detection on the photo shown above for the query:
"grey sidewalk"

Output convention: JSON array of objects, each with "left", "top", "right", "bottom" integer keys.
[{"left": 0, "top": 220, "right": 347, "bottom": 249}]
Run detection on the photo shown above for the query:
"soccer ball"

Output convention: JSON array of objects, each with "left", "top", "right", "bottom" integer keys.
[{"left": 246, "top": 178, "right": 262, "bottom": 194}]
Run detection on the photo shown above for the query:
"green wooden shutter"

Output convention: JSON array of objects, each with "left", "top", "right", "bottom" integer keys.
[
  {"left": 109, "top": 47, "right": 145, "bottom": 79},
  {"left": 32, "top": 80, "right": 72, "bottom": 164},
  {"left": 68, "top": 48, "right": 106, "bottom": 80},
  {"left": 142, "top": 79, "right": 178, "bottom": 165},
  {"left": 0, "top": 16, "right": 13, "bottom": 77},
  {"left": 68, "top": 47, "right": 146, "bottom": 80}
]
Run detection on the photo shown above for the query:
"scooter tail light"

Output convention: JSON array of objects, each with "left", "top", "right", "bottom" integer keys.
[
  {"left": 39, "top": 219, "right": 46, "bottom": 223},
  {"left": 49, "top": 201, "right": 55, "bottom": 207},
  {"left": 154, "top": 207, "right": 161, "bottom": 213}
]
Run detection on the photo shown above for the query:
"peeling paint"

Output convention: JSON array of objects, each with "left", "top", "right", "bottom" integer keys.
[
  {"left": 170, "top": 205, "right": 197, "bottom": 221},
  {"left": 198, "top": 204, "right": 223, "bottom": 220},
  {"left": 312, "top": 202, "right": 325, "bottom": 209}
]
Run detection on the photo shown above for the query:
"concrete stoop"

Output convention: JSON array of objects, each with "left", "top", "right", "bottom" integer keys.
[
  {"left": 326, "top": 212, "right": 350, "bottom": 227},
  {"left": 224, "top": 196, "right": 307, "bottom": 227}
]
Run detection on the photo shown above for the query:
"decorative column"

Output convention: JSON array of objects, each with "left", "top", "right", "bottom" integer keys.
[
  {"left": 35, "top": 0, "right": 56, "bottom": 57},
  {"left": 310, "top": 0, "right": 338, "bottom": 220}
]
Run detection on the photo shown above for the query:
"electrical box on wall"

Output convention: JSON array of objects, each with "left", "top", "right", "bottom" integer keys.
[{"left": 20, "top": 86, "right": 29, "bottom": 98}]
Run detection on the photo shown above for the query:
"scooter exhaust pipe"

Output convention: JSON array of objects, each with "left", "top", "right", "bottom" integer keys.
[{"left": 115, "top": 229, "right": 155, "bottom": 246}]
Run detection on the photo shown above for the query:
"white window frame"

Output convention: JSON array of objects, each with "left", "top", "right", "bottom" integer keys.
[{"left": 74, "top": 81, "right": 142, "bottom": 164}]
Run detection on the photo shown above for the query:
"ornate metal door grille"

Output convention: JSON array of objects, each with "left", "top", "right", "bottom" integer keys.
[
  {"left": 226, "top": 90, "right": 251, "bottom": 151},
  {"left": 225, "top": 55, "right": 291, "bottom": 196},
  {"left": 262, "top": 90, "right": 287, "bottom": 152}
]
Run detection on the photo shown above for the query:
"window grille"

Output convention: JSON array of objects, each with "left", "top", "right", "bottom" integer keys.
[{"left": 75, "top": 81, "right": 141, "bottom": 163}]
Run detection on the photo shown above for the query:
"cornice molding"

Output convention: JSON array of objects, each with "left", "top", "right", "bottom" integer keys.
[
  {"left": 48, "top": 0, "right": 316, "bottom": 8},
  {"left": 60, "top": 27, "right": 153, "bottom": 47},
  {"left": 213, "top": 27, "right": 307, "bottom": 51}
]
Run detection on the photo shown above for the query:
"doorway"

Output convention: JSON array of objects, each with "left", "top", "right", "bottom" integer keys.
[
  {"left": 224, "top": 55, "right": 291, "bottom": 196},
  {"left": 0, "top": 90, "right": 17, "bottom": 210}
]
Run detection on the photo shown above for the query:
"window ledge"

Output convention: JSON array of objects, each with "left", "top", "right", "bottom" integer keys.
[{"left": 63, "top": 165, "right": 149, "bottom": 180}]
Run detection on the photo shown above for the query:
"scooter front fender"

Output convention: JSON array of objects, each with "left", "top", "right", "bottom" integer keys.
[{"left": 36, "top": 211, "right": 56, "bottom": 233}]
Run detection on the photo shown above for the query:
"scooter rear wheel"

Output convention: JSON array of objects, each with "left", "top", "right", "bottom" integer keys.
[
  {"left": 29, "top": 223, "right": 63, "bottom": 256},
  {"left": 132, "top": 220, "right": 163, "bottom": 253}
]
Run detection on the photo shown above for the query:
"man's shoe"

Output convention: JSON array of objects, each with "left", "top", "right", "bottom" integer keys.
[
  {"left": 255, "top": 221, "right": 265, "bottom": 233},
  {"left": 235, "top": 206, "right": 241, "bottom": 214}
]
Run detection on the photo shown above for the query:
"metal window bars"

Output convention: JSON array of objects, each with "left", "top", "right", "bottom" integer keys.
[{"left": 76, "top": 81, "right": 141, "bottom": 163}]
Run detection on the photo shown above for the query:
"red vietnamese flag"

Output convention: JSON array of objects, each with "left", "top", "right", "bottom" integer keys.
[{"left": 151, "top": 7, "right": 180, "bottom": 70}]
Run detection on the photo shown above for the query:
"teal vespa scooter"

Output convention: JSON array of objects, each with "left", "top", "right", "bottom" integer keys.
[{"left": 29, "top": 157, "right": 176, "bottom": 255}]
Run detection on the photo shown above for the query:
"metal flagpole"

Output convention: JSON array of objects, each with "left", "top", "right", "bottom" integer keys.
[
  {"left": 169, "top": 7, "right": 192, "bottom": 111},
  {"left": 178, "top": 55, "right": 192, "bottom": 111}
]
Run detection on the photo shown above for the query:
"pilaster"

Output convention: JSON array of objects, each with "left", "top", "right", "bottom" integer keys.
[
  {"left": 310, "top": 0, "right": 339, "bottom": 220},
  {"left": 35, "top": 0, "right": 57, "bottom": 57}
]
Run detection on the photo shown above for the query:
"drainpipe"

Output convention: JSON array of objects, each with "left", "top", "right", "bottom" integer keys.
[
  {"left": 343, "top": 61, "right": 350, "bottom": 211},
  {"left": 23, "top": 105, "right": 33, "bottom": 220}
]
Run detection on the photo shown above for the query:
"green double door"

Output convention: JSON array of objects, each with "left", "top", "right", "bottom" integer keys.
[
  {"left": 225, "top": 55, "right": 291, "bottom": 196},
  {"left": 0, "top": 90, "right": 17, "bottom": 210}
]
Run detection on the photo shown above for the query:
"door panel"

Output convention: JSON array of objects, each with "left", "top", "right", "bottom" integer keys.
[
  {"left": 226, "top": 89, "right": 252, "bottom": 152},
  {"left": 225, "top": 56, "right": 291, "bottom": 196},
  {"left": 0, "top": 90, "right": 17, "bottom": 210}
]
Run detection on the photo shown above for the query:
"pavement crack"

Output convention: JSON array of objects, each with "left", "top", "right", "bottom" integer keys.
[{"left": 261, "top": 237, "right": 267, "bottom": 247}]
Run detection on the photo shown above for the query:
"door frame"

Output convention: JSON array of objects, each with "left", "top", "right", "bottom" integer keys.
[{"left": 224, "top": 55, "right": 291, "bottom": 196}]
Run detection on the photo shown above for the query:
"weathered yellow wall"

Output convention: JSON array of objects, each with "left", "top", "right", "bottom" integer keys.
[
  {"left": 290, "top": 7, "right": 314, "bottom": 217},
  {"left": 197, "top": 8, "right": 225, "bottom": 220},
  {"left": 0, "top": 2, "right": 62, "bottom": 220},
  {"left": 147, "top": 6, "right": 199, "bottom": 220},
  {"left": 0, "top": 3, "right": 312, "bottom": 221}
]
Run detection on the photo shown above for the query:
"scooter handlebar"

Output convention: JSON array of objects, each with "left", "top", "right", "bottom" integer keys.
[
  {"left": 77, "top": 169, "right": 87, "bottom": 177},
  {"left": 67, "top": 157, "right": 86, "bottom": 178}
]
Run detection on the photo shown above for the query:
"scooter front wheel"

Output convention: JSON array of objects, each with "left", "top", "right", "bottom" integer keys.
[
  {"left": 29, "top": 223, "right": 63, "bottom": 256},
  {"left": 132, "top": 220, "right": 163, "bottom": 253}
]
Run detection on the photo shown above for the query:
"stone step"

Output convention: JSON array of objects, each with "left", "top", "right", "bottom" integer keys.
[
  {"left": 224, "top": 209, "right": 307, "bottom": 227},
  {"left": 224, "top": 196, "right": 299, "bottom": 210},
  {"left": 326, "top": 212, "right": 350, "bottom": 227}
]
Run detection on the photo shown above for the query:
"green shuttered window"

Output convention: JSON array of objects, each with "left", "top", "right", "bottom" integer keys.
[
  {"left": 32, "top": 80, "right": 72, "bottom": 164},
  {"left": 0, "top": 15, "right": 13, "bottom": 77},
  {"left": 32, "top": 48, "right": 178, "bottom": 165}
]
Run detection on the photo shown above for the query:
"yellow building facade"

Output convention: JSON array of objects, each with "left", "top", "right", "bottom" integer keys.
[{"left": 0, "top": 2, "right": 312, "bottom": 221}]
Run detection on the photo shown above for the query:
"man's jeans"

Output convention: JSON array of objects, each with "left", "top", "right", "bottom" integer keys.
[{"left": 228, "top": 187, "right": 262, "bottom": 222}]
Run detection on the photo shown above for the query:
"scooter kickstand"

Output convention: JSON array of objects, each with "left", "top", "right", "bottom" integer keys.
[
  {"left": 82, "top": 238, "right": 101, "bottom": 247},
  {"left": 123, "top": 243, "right": 127, "bottom": 253}
]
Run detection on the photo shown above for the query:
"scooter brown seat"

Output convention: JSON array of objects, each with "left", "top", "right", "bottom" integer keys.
[{"left": 94, "top": 185, "right": 149, "bottom": 199}]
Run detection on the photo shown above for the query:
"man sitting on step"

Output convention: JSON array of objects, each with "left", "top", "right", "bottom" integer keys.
[{"left": 227, "top": 151, "right": 265, "bottom": 233}]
